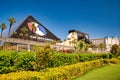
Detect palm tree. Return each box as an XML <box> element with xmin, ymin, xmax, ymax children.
<box><xmin>12</xmin><ymin>31</ymin><xmax>17</xmax><ymax>36</ymax></box>
<box><xmin>0</xmin><ymin>23</ymin><xmax>7</xmax><ymax>38</ymax></box>
<box><xmin>19</xmin><ymin>33</ymin><xmax>23</xmax><ymax>39</ymax></box>
<box><xmin>98</xmin><ymin>43</ymin><xmax>106</xmax><ymax>53</ymax></box>
<box><xmin>24</xmin><ymin>34</ymin><xmax>29</xmax><ymax>39</ymax></box>
<box><xmin>0</xmin><ymin>23</ymin><xmax>7</xmax><ymax>46</ymax></box>
<box><xmin>35</xmin><ymin>34</ymin><xmax>39</xmax><ymax>41</ymax></box>
<box><xmin>20</xmin><ymin>27</ymin><xmax>28</xmax><ymax>39</ymax></box>
<box><xmin>32</xmin><ymin>23</ymin><xmax>36</xmax><ymax>34</ymax></box>
<box><xmin>31</xmin><ymin>23</ymin><xmax>36</xmax><ymax>40</ymax></box>
<box><xmin>8</xmin><ymin>18</ymin><xmax>16</xmax><ymax>37</ymax></box>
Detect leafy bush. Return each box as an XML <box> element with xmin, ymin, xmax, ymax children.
<box><xmin>117</xmin><ymin>56</ymin><xmax>120</xmax><ymax>59</ymax></box>
<box><xmin>49</xmin><ymin>52</ymin><xmax>112</xmax><ymax>67</ymax></box>
<box><xmin>110</xmin><ymin>44</ymin><xmax>120</xmax><ymax>56</ymax></box>
<box><xmin>34</xmin><ymin>44</ymin><xmax>52</xmax><ymax>71</ymax></box>
<box><xmin>0</xmin><ymin>50</ymin><xmax>18</xmax><ymax>73</ymax></box>
<box><xmin>0</xmin><ymin>58</ymin><xmax>120</xmax><ymax>80</ymax></box>
<box><xmin>0</xmin><ymin>50</ymin><xmax>113</xmax><ymax>74</ymax></box>
<box><xmin>0</xmin><ymin>50</ymin><xmax>35</xmax><ymax>73</ymax></box>
<box><xmin>15</xmin><ymin>51</ymin><xmax>35</xmax><ymax>71</ymax></box>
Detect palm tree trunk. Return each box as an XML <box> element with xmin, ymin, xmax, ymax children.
<box><xmin>1</xmin><ymin>30</ymin><xmax>2</xmax><ymax>38</ymax></box>
<box><xmin>8</xmin><ymin>24</ymin><xmax>12</xmax><ymax>37</ymax></box>
<box><xmin>0</xmin><ymin>31</ymin><xmax>3</xmax><ymax>46</ymax></box>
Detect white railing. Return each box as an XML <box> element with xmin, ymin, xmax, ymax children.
<box><xmin>0</xmin><ymin>37</ymin><xmax>73</xmax><ymax>51</ymax></box>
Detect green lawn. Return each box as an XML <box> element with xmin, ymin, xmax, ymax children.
<box><xmin>73</xmin><ymin>64</ymin><xmax>120</xmax><ymax>80</ymax></box>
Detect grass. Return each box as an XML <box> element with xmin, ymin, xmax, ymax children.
<box><xmin>73</xmin><ymin>64</ymin><xmax>120</xmax><ymax>80</ymax></box>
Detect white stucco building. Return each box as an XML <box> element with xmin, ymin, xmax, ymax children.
<box><xmin>63</xmin><ymin>29</ymin><xmax>90</xmax><ymax>47</ymax></box>
<box><xmin>90</xmin><ymin>36</ymin><xmax>119</xmax><ymax>51</ymax></box>
<box><xmin>105</xmin><ymin>37</ymin><xmax>119</xmax><ymax>51</ymax></box>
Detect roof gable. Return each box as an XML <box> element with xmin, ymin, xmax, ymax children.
<box><xmin>10</xmin><ymin>16</ymin><xmax>60</xmax><ymax>41</ymax></box>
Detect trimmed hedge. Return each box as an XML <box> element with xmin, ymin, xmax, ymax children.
<box><xmin>49</xmin><ymin>52</ymin><xmax>112</xmax><ymax>67</ymax></box>
<box><xmin>0</xmin><ymin>50</ymin><xmax>18</xmax><ymax>73</ymax></box>
<box><xmin>0</xmin><ymin>50</ymin><xmax>113</xmax><ymax>74</ymax></box>
<box><xmin>0</xmin><ymin>58</ymin><xmax>120</xmax><ymax>80</ymax></box>
<box><xmin>0</xmin><ymin>50</ymin><xmax>35</xmax><ymax>73</ymax></box>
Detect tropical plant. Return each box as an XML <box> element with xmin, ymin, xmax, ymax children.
<box><xmin>0</xmin><ymin>23</ymin><xmax>7</xmax><ymax>38</ymax></box>
<box><xmin>20</xmin><ymin>27</ymin><xmax>28</xmax><ymax>39</ymax></box>
<box><xmin>34</xmin><ymin>44</ymin><xmax>52</xmax><ymax>71</ymax></box>
<box><xmin>15</xmin><ymin>51</ymin><xmax>35</xmax><ymax>71</ymax></box>
<box><xmin>98</xmin><ymin>43</ymin><xmax>106</xmax><ymax>53</ymax></box>
<box><xmin>32</xmin><ymin>24</ymin><xmax>36</xmax><ymax>34</ymax></box>
<box><xmin>31</xmin><ymin>23</ymin><xmax>36</xmax><ymax>40</ymax></box>
<box><xmin>19</xmin><ymin>33</ymin><xmax>23</xmax><ymax>38</ymax></box>
<box><xmin>24</xmin><ymin>34</ymin><xmax>29</xmax><ymax>38</ymax></box>
<box><xmin>3</xmin><ymin>42</ymin><xmax>11</xmax><ymax>50</ymax></box>
<box><xmin>74</xmin><ymin>40</ymin><xmax>86</xmax><ymax>52</ymax></box>
<box><xmin>8</xmin><ymin>17</ymin><xmax>16</xmax><ymax>37</ymax></box>
<box><xmin>0</xmin><ymin>23</ymin><xmax>7</xmax><ymax>46</ymax></box>
<box><xmin>110</xmin><ymin>44</ymin><xmax>120</xmax><ymax>56</ymax></box>
<box><xmin>89</xmin><ymin>43</ymin><xmax>96</xmax><ymax>48</ymax></box>
<box><xmin>12</xmin><ymin>31</ymin><xmax>17</xmax><ymax>36</ymax></box>
<box><xmin>35</xmin><ymin>33</ymin><xmax>39</xmax><ymax>40</ymax></box>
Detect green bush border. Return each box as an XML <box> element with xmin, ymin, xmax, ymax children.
<box><xmin>0</xmin><ymin>50</ymin><xmax>112</xmax><ymax>74</ymax></box>
<box><xmin>0</xmin><ymin>58</ymin><xmax>120</xmax><ymax>80</ymax></box>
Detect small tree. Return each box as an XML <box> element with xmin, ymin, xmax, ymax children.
<box><xmin>35</xmin><ymin>33</ymin><xmax>39</xmax><ymax>40</ymax></box>
<box><xmin>98</xmin><ymin>43</ymin><xmax>106</xmax><ymax>53</ymax></box>
<box><xmin>3</xmin><ymin>42</ymin><xmax>11</xmax><ymax>50</ymax></box>
<box><xmin>12</xmin><ymin>31</ymin><xmax>17</xmax><ymax>35</ymax></box>
<box><xmin>74</xmin><ymin>40</ymin><xmax>86</xmax><ymax>52</ymax></box>
<box><xmin>20</xmin><ymin>27</ymin><xmax>28</xmax><ymax>39</ymax></box>
<box><xmin>110</xmin><ymin>44</ymin><xmax>120</xmax><ymax>56</ymax></box>
<box><xmin>31</xmin><ymin>24</ymin><xmax>36</xmax><ymax>40</ymax></box>
<box><xmin>19</xmin><ymin>33</ymin><xmax>23</xmax><ymax>39</ymax></box>
<box><xmin>89</xmin><ymin>43</ymin><xmax>96</xmax><ymax>48</ymax></box>
<box><xmin>34</xmin><ymin>44</ymin><xmax>52</xmax><ymax>71</ymax></box>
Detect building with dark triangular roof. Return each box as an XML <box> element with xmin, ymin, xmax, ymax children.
<box><xmin>58</xmin><ymin>29</ymin><xmax>90</xmax><ymax>47</ymax></box>
<box><xmin>10</xmin><ymin>16</ymin><xmax>60</xmax><ymax>41</ymax></box>
<box><xmin>68</xmin><ymin>29</ymin><xmax>90</xmax><ymax>43</ymax></box>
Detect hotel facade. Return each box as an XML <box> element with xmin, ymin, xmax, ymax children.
<box><xmin>90</xmin><ymin>36</ymin><xmax>119</xmax><ymax>51</ymax></box>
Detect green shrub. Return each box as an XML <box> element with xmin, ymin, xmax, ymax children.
<box><xmin>0</xmin><ymin>58</ymin><xmax>120</xmax><ymax>80</ymax></box>
<box><xmin>109</xmin><ymin>58</ymin><xmax>120</xmax><ymax>64</ymax></box>
<box><xmin>0</xmin><ymin>50</ymin><xmax>35</xmax><ymax>73</ymax></box>
<box><xmin>49</xmin><ymin>52</ymin><xmax>112</xmax><ymax>67</ymax></box>
<box><xmin>0</xmin><ymin>50</ymin><xmax>113</xmax><ymax>74</ymax></box>
<box><xmin>110</xmin><ymin>44</ymin><xmax>120</xmax><ymax>56</ymax></box>
<box><xmin>117</xmin><ymin>56</ymin><xmax>120</xmax><ymax>59</ymax></box>
<box><xmin>0</xmin><ymin>50</ymin><xmax>18</xmax><ymax>73</ymax></box>
<box><xmin>15</xmin><ymin>51</ymin><xmax>35</xmax><ymax>71</ymax></box>
<box><xmin>34</xmin><ymin>44</ymin><xmax>52</xmax><ymax>71</ymax></box>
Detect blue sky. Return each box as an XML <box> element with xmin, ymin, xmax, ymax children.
<box><xmin>0</xmin><ymin>0</ymin><xmax>120</xmax><ymax>40</ymax></box>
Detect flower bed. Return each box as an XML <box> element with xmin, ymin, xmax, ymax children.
<box><xmin>0</xmin><ymin>58</ymin><xmax>120</xmax><ymax>80</ymax></box>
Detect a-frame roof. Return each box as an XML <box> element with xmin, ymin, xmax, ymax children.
<box><xmin>10</xmin><ymin>16</ymin><xmax>60</xmax><ymax>41</ymax></box>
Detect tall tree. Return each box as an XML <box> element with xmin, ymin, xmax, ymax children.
<box><xmin>0</xmin><ymin>23</ymin><xmax>7</xmax><ymax>38</ymax></box>
<box><xmin>8</xmin><ymin>17</ymin><xmax>16</xmax><ymax>37</ymax></box>
<box><xmin>0</xmin><ymin>23</ymin><xmax>7</xmax><ymax>46</ymax></box>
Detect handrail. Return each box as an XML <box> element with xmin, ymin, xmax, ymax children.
<box><xmin>0</xmin><ymin>37</ymin><xmax>73</xmax><ymax>50</ymax></box>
